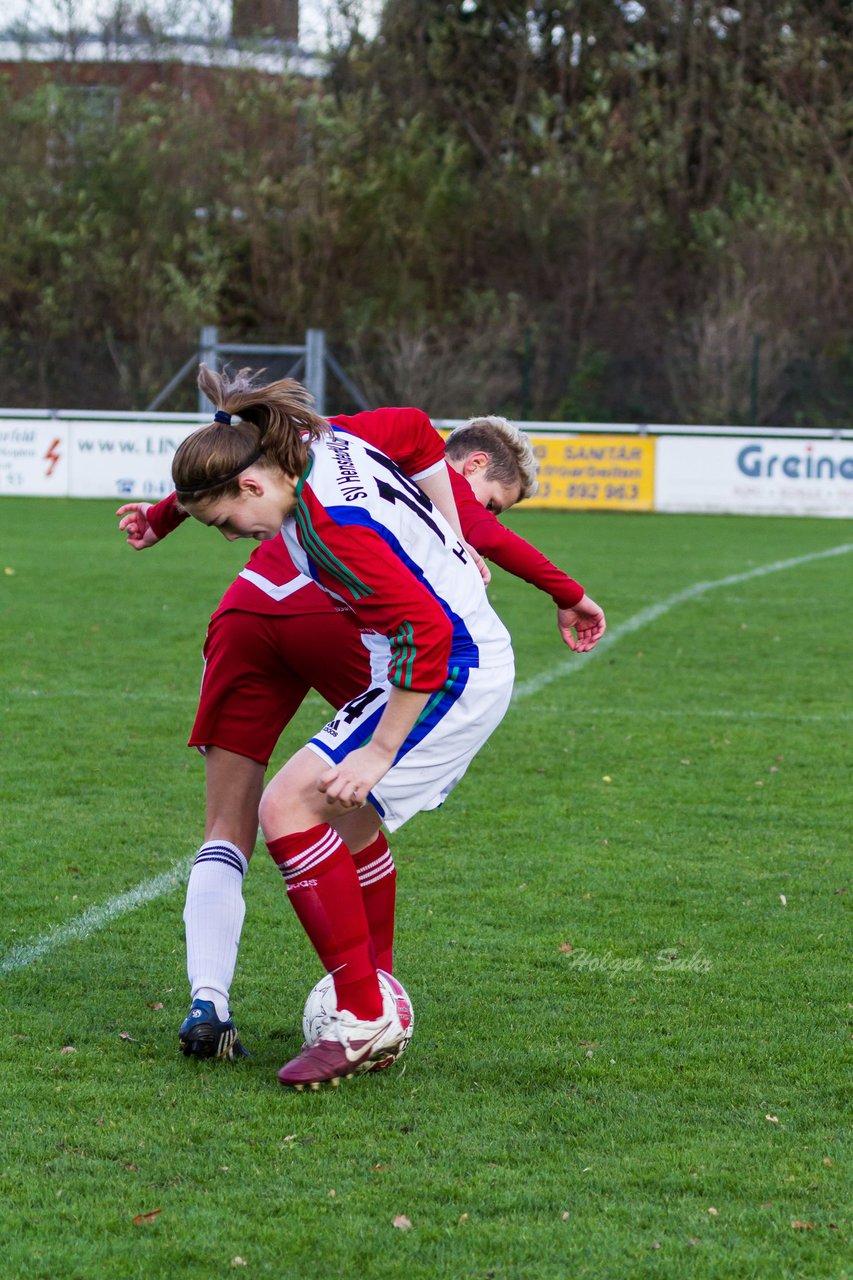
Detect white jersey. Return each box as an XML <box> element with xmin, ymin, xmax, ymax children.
<box><xmin>280</xmin><ymin>431</ymin><xmax>513</xmax><ymax>690</ymax></box>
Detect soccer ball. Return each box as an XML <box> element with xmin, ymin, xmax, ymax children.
<box><xmin>301</xmin><ymin>969</ymin><xmax>414</xmax><ymax>1070</ymax></box>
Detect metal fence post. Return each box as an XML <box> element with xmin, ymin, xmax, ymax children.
<box><xmin>198</xmin><ymin>325</ymin><xmax>219</xmax><ymax>415</ymax></box>
<box><xmin>305</xmin><ymin>328</ymin><xmax>326</xmax><ymax>416</ymax></box>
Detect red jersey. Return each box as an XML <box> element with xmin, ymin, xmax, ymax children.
<box><xmin>448</xmin><ymin>468</ymin><xmax>584</xmax><ymax>608</ymax></box>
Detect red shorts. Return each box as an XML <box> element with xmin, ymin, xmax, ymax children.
<box><xmin>189</xmin><ymin>608</ymin><xmax>372</xmax><ymax>766</ymax></box>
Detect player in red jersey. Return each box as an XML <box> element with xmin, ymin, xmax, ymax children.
<box><xmin>118</xmin><ymin>397</ymin><xmax>605</xmax><ymax>1071</ymax></box>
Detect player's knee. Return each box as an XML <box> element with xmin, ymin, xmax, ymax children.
<box><xmin>258</xmin><ymin>784</ymin><xmax>283</xmax><ymax>840</ymax></box>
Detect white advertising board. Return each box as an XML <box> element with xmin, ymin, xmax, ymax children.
<box><xmin>0</xmin><ymin>419</ymin><xmax>69</xmax><ymax>495</ymax></box>
<box><xmin>67</xmin><ymin>420</ymin><xmax>199</xmax><ymax>499</ymax></box>
<box><xmin>656</xmin><ymin>436</ymin><xmax>853</xmax><ymax>518</ymax></box>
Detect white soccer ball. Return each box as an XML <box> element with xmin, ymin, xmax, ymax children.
<box><xmin>301</xmin><ymin>969</ymin><xmax>415</xmax><ymax>1069</ymax></box>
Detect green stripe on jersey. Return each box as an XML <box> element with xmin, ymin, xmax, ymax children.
<box><xmin>390</xmin><ymin>621</ymin><xmax>416</xmax><ymax>689</ymax></box>
<box><xmin>294</xmin><ymin>491</ymin><xmax>372</xmax><ymax>600</ymax></box>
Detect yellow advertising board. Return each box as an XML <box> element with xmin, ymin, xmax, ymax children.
<box><xmin>523</xmin><ymin>434</ymin><xmax>656</xmax><ymax>511</ymax></box>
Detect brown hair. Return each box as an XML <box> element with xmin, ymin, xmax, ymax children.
<box><xmin>172</xmin><ymin>365</ymin><xmax>330</xmax><ymax>503</ymax></box>
<box><xmin>445</xmin><ymin>415</ymin><xmax>539</xmax><ymax>500</ymax></box>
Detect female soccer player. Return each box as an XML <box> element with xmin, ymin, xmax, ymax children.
<box><xmin>118</xmin><ymin>401</ymin><xmax>606</xmax><ymax>1070</ymax></box>
<box><xmin>169</xmin><ymin>367</ymin><xmax>521</xmax><ymax>1087</ymax></box>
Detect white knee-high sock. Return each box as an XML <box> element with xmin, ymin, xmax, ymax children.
<box><xmin>184</xmin><ymin>840</ymin><xmax>248</xmax><ymax>1021</ymax></box>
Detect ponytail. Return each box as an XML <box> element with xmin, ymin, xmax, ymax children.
<box><xmin>172</xmin><ymin>365</ymin><xmax>329</xmax><ymax>502</ymax></box>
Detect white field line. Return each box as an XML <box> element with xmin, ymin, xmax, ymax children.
<box><xmin>0</xmin><ymin>860</ymin><xmax>188</xmax><ymax>977</ymax></box>
<box><xmin>511</xmin><ymin>542</ymin><xmax>853</xmax><ymax>702</ymax></box>
<box><xmin>6</xmin><ymin>688</ymin><xmax>196</xmax><ymax>703</ymax></box>
<box><xmin>2</xmin><ymin>540</ymin><xmax>851</xmax><ymax>980</ymax></box>
<box><xmin>526</xmin><ymin>705</ymin><xmax>853</xmax><ymax>724</ymax></box>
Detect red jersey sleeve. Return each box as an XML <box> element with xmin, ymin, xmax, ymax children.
<box><xmin>329</xmin><ymin>408</ymin><xmax>446</xmax><ymax>480</ymax></box>
<box><xmin>449</xmin><ymin>469</ymin><xmax>585</xmax><ymax>608</ymax></box>
<box><xmin>294</xmin><ymin>488</ymin><xmax>452</xmax><ymax>691</ymax></box>
<box><xmin>146</xmin><ymin>491</ymin><xmax>189</xmax><ymax>541</ymax></box>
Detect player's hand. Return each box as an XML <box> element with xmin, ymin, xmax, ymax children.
<box><xmin>557</xmin><ymin>595</ymin><xmax>606</xmax><ymax>652</ymax></box>
<box><xmin>462</xmin><ymin>539</ymin><xmax>491</xmax><ymax>586</ymax></box>
<box><xmin>317</xmin><ymin>743</ymin><xmax>395</xmax><ymax>809</ymax></box>
<box><xmin>116</xmin><ymin>502</ymin><xmax>159</xmax><ymax>550</ymax></box>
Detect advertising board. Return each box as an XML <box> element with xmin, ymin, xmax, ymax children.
<box><xmin>656</xmin><ymin>437</ymin><xmax>853</xmax><ymax>518</ymax></box>
<box><xmin>523</xmin><ymin>435</ymin><xmax>656</xmax><ymax>511</ymax></box>
<box><xmin>66</xmin><ymin>420</ymin><xmax>199</xmax><ymax>499</ymax></box>
<box><xmin>0</xmin><ymin>420</ymin><xmax>68</xmax><ymax>496</ymax></box>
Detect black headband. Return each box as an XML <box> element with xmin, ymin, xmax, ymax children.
<box><xmin>174</xmin><ymin>448</ymin><xmax>263</xmax><ymax>498</ymax></box>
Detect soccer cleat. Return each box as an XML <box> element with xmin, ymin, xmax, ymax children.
<box><xmin>178</xmin><ymin>999</ymin><xmax>248</xmax><ymax>1060</ymax></box>
<box><xmin>278</xmin><ymin>1004</ymin><xmax>404</xmax><ymax>1091</ymax></box>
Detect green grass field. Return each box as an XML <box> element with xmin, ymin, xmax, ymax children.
<box><xmin>1</xmin><ymin>498</ymin><xmax>850</xmax><ymax>1280</ymax></box>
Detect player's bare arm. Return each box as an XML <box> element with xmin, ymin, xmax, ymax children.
<box><xmin>557</xmin><ymin>594</ymin><xmax>606</xmax><ymax>652</ymax></box>
<box><xmin>416</xmin><ymin>466</ymin><xmax>491</xmax><ymax>585</ymax></box>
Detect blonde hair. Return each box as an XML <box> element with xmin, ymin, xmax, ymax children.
<box><xmin>172</xmin><ymin>365</ymin><xmax>329</xmax><ymax>502</ymax></box>
<box><xmin>445</xmin><ymin>415</ymin><xmax>539</xmax><ymax>499</ymax></box>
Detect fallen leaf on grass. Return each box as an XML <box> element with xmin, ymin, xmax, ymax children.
<box><xmin>823</xmin><ymin>1157</ymin><xmax>833</xmax><ymax>1166</ymax></box>
<box><xmin>707</xmin><ymin>1207</ymin><xmax>718</xmax><ymax>1216</ymax></box>
<box><xmin>559</xmin><ymin>941</ymin><xmax>573</xmax><ymax>954</ymax></box>
<box><xmin>119</xmin><ymin>1032</ymin><xmax>137</xmax><ymax>1042</ymax></box>
<box><xmin>651</xmin><ymin>1241</ymin><xmax>661</xmax><ymax>1249</ymax></box>
<box><xmin>393</xmin><ymin>1215</ymin><xmax>413</xmax><ymax>1231</ymax></box>
<box><xmin>791</xmin><ymin>1221</ymin><xmax>815</xmax><ymax>1231</ymax></box>
<box><xmin>60</xmin><ymin>1046</ymin><xmax>76</xmax><ymax>1055</ymax></box>
<box><xmin>765</xmin><ymin>1114</ymin><xmax>779</xmax><ymax>1124</ymax></box>
<box><xmin>146</xmin><ymin>1002</ymin><xmax>164</xmax><ymax>1010</ymax></box>
<box><xmin>132</xmin><ymin>1209</ymin><xmax>162</xmax><ymax>1226</ymax></box>
<box><xmin>458</xmin><ymin>1213</ymin><xmax>468</xmax><ymax>1225</ymax></box>
<box><xmin>561</xmin><ymin>1212</ymin><xmax>570</xmax><ymax>1222</ymax></box>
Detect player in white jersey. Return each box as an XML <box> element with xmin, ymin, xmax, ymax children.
<box><xmin>171</xmin><ymin>367</ymin><xmax>515</xmax><ymax>1088</ymax></box>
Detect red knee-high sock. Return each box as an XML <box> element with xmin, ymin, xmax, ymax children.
<box><xmin>352</xmin><ymin>832</ymin><xmax>397</xmax><ymax>975</ymax></box>
<box><xmin>267</xmin><ymin>824</ymin><xmax>383</xmax><ymax>1020</ymax></box>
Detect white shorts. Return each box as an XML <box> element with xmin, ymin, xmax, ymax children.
<box><xmin>306</xmin><ymin>660</ymin><xmax>515</xmax><ymax>832</ymax></box>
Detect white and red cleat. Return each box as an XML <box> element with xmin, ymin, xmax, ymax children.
<box><xmin>278</xmin><ymin>1003</ymin><xmax>405</xmax><ymax>1090</ymax></box>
